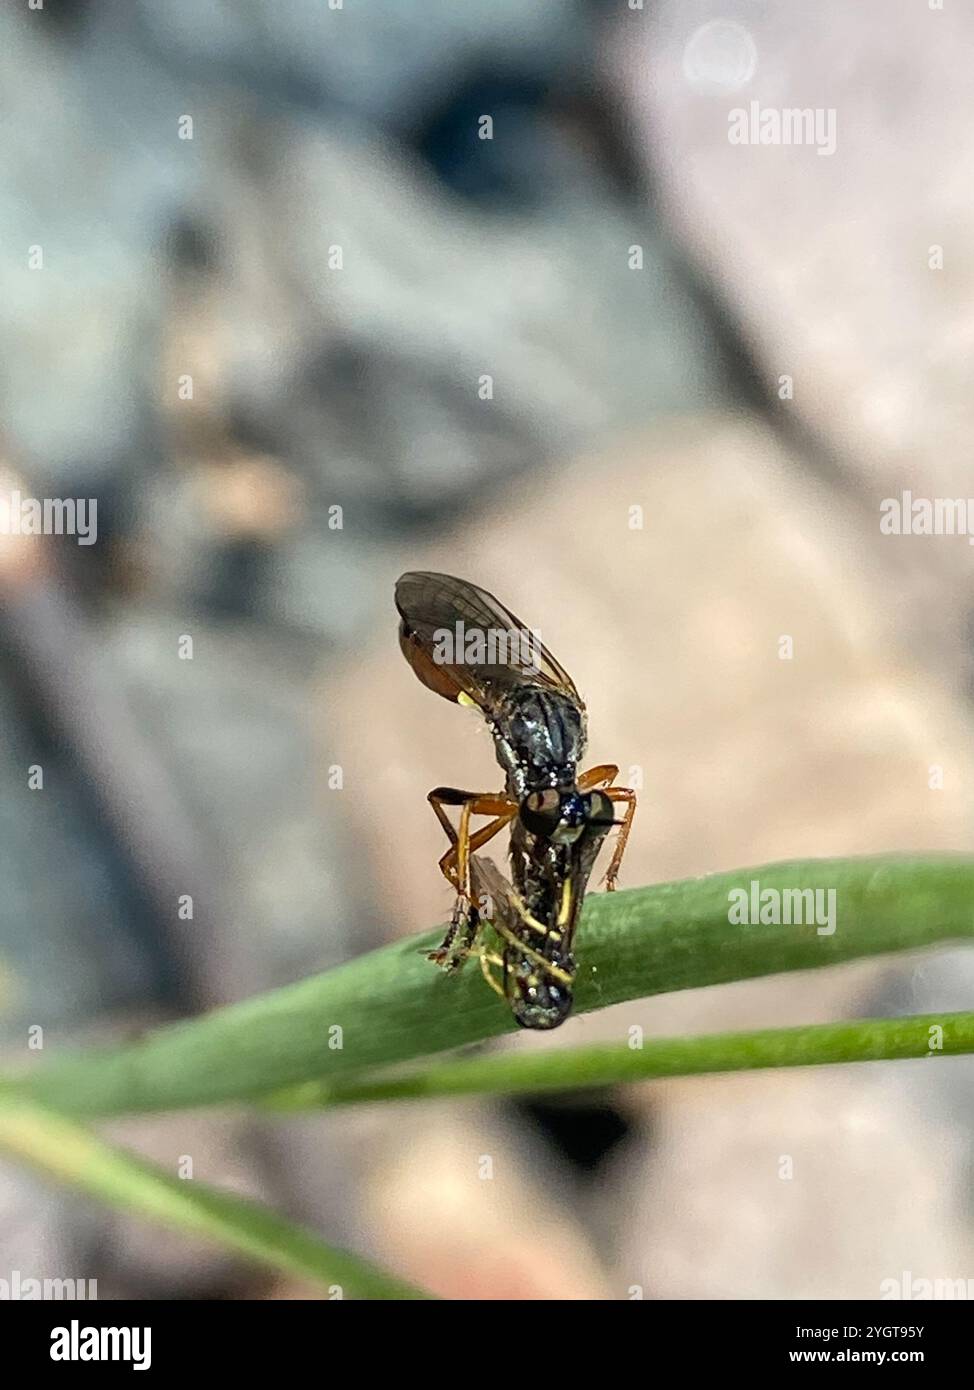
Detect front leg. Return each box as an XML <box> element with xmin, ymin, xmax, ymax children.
<box><xmin>577</xmin><ymin>765</ymin><xmax>637</xmax><ymax>890</ymax></box>
<box><xmin>426</xmin><ymin>787</ymin><xmax>516</xmax><ymax>971</ymax></box>
<box><xmin>600</xmin><ymin>786</ymin><xmax>637</xmax><ymax>890</ymax></box>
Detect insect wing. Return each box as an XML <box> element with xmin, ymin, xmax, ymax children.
<box><xmin>395</xmin><ymin>571</ymin><xmax>581</xmax><ymax>713</ymax></box>
<box><xmin>469</xmin><ymin>854</ymin><xmax>517</xmax><ymax>921</ymax></box>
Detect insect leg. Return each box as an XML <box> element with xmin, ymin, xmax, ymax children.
<box><xmin>426</xmin><ymin>788</ymin><xmax>516</xmax><ymax>971</ymax></box>
<box><xmin>577</xmin><ymin>763</ymin><xmax>619</xmax><ymax>791</ymax></box>
<box><xmin>427</xmin><ymin>787</ymin><xmax>517</xmax><ymax>892</ymax></box>
<box><xmin>428</xmin><ymin>892</ymin><xmax>482</xmax><ymax>972</ymax></box>
<box><xmin>476</xmin><ymin>947</ymin><xmax>506</xmax><ymax>998</ymax></box>
<box><xmin>488</xmin><ymin>912</ymin><xmax>574</xmax><ymax>986</ymax></box>
<box><xmin>598</xmin><ymin>786</ymin><xmax>637</xmax><ymax>890</ymax></box>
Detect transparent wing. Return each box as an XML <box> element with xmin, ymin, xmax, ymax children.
<box><xmin>395</xmin><ymin>571</ymin><xmax>581</xmax><ymax>712</ymax></box>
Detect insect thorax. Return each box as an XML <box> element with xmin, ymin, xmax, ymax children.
<box><xmin>489</xmin><ymin>688</ymin><xmax>587</xmax><ymax>799</ymax></box>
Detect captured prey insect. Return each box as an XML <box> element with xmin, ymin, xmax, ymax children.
<box><xmin>395</xmin><ymin>571</ymin><xmax>637</xmax><ymax>1029</ymax></box>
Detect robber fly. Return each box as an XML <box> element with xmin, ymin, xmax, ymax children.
<box><xmin>395</xmin><ymin>571</ymin><xmax>636</xmax><ymax>1029</ymax></box>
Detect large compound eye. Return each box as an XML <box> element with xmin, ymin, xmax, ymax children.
<box><xmin>519</xmin><ymin>789</ymin><xmax>562</xmax><ymax>837</ymax></box>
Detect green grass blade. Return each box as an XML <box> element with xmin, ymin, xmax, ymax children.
<box><xmin>11</xmin><ymin>855</ymin><xmax>974</xmax><ymax>1116</ymax></box>
<box><xmin>0</xmin><ymin>1094</ymin><xmax>430</xmax><ymax>1299</ymax></box>
<box><xmin>266</xmin><ymin>1012</ymin><xmax>974</xmax><ymax>1108</ymax></box>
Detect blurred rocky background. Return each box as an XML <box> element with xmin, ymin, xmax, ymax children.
<box><xmin>0</xmin><ymin>0</ymin><xmax>972</xmax><ymax>1299</ymax></box>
